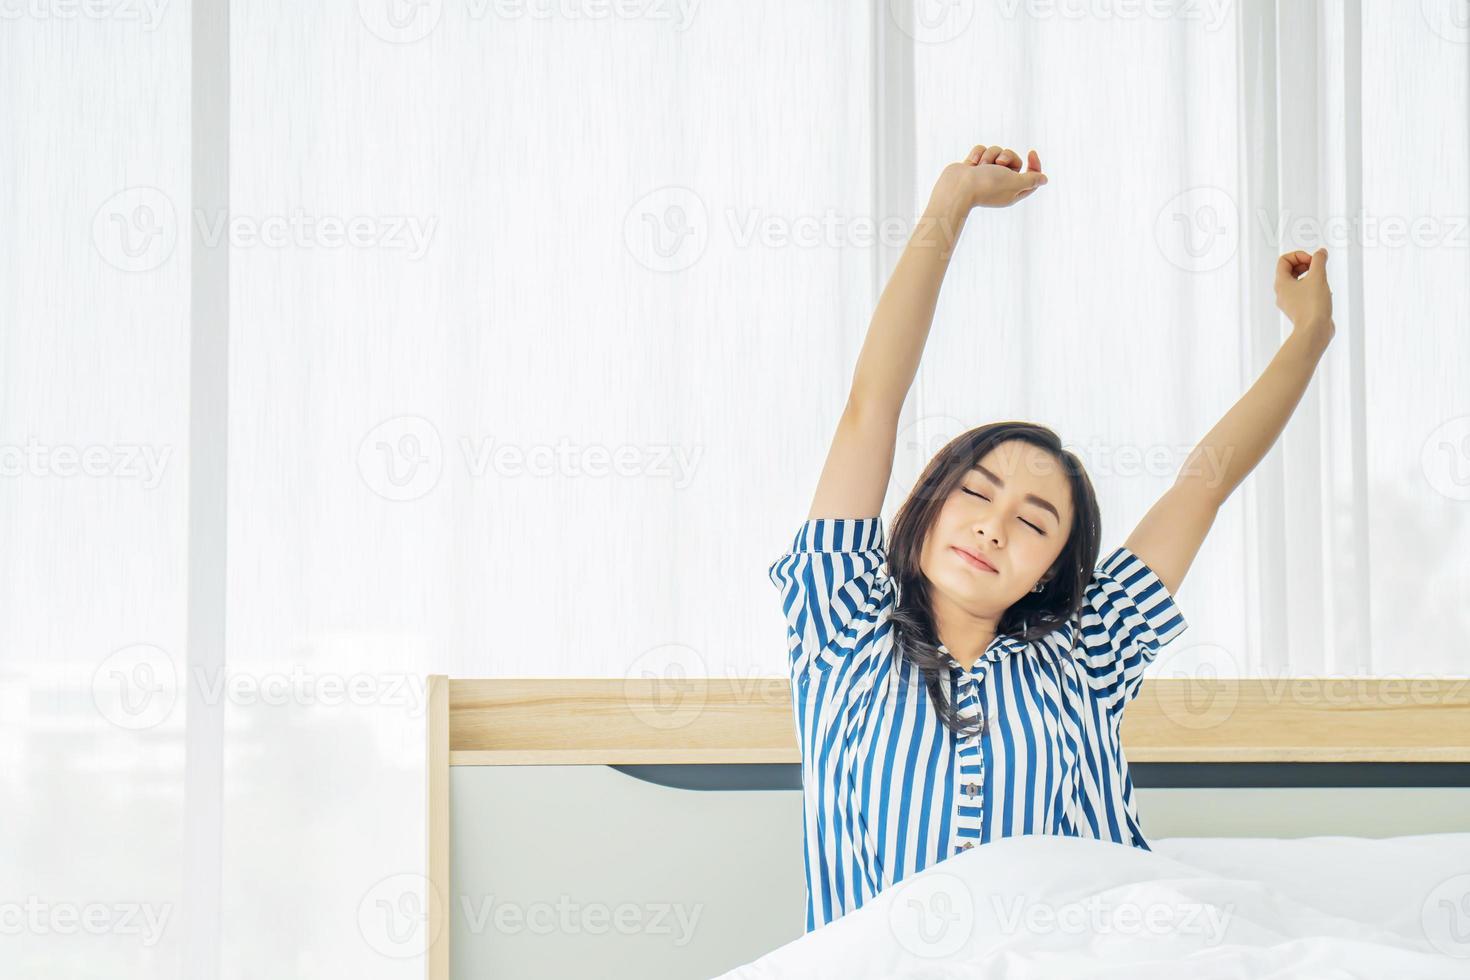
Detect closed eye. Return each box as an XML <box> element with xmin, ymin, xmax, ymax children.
<box><xmin>961</xmin><ymin>487</ymin><xmax>1047</xmax><ymax>536</ymax></box>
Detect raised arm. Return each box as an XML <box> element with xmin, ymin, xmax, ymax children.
<box><xmin>1124</xmin><ymin>248</ymin><xmax>1337</xmax><ymax>595</ymax></box>
<box><xmin>807</xmin><ymin>144</ymin><xmax>1049</xmax><ymax>521</ymax></box>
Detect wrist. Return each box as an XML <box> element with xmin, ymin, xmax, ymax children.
<box><xmin>1289</xmin><ymin>316</ymin><xmax>1335</xmax><ymax>358</ymax></box>
<box><xmin>929</xmin><ymin>165</ymin><xmax>976</xmax><ymax>217</ymax></box>
<box><xmin>920</xmin><ymin>180</ymin><xmax>972</xmax><ymax>248</ymax></box>
<box><xmin>1292</xmin><ymin>314</ymin><xmax>1335</xmax><ymax>339</ymax></box>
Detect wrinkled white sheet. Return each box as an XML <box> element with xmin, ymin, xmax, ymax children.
<box><xmin>715</xmin><ymin>833</ymin><xmax>1470</xmax><ymax>978</ymax></box>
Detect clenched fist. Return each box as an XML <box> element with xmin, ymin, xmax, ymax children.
<box><xmin>1274</xmin><ymin>248</ymin><xmax>1334</xmax><ymax>333</ymax></box>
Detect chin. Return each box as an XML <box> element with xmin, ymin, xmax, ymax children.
<box><xmin>930</xmin><ymin>563</ymin><xmax>996</xmax><ymax>601</ymax></box>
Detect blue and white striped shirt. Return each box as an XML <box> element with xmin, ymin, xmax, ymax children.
<box><xmin>768</xmin><ymin>515</ymin><xmax>1189</xmax><ymax>933</ymax></box>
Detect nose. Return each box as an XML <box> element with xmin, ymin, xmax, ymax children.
<box><xmin>973</xmin><ymin>521</ymin><xmax>1003</xmax><ymax>548</ymax></box>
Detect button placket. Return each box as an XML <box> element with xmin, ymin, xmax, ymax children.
<box><xmin>952</xmin><ymin>666</ymin><xmax>987</xmax><ymax>855</ymax></box>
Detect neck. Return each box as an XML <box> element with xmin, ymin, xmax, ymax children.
<box><xmin>930</xmin><ymin>590</ymin><xmax>1001</xmax><ymax>671</ymax></box>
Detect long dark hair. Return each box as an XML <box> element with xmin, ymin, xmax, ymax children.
<box><xmin>887</xmin><ymin>422</ymin><xmax>1101</xmax><ymax>739</ymax></box>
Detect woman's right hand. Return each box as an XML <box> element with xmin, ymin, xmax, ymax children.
<box><xmin>935</xmin><ymin>145</ymin><xmax>1048</xmax><ymax>211</ymax></box>
<box><xmin>1274</xmin><ymin>248</ymin><xmax>1334</xmax><ymax>333</ymax></box>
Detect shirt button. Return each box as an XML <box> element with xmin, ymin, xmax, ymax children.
<box><xmin>965</xmin><ymin>783</ymin><xmax>979</xmax><ymax>796</ymax></box>
<box><xmin>961</xmin><ymin>842</ymin><xmax>974</xmax><ymax>850</ymax></box>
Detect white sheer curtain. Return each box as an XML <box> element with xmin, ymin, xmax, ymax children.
<box><xmin>0</xmin><ymin>6</ymin><xmax>191</xmax><ymax>980</ymax></box>
<box><xmin>3</xmin><ymin>1</ymin><xmax>1467</xmax><ymax>977</ymax></box>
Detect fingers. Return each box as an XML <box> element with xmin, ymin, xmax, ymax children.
<box><xmin>961</xmin><ymin>144</ymin><xmax>1049</xmax><ymax>205</ymax></box>
<box><xmin>1307</xmin><ymin>246</ymin><xmax>1328</xmax><ymax>275</ymax></box>
<box><xmin>1013</xmin><ymin>170</ymin><xmax>1047</xmax><ymax>194</ymax></box>
<box><xmin>964</xmin><ymin>144</ymin><xmax>1044</xmax><ymax>176</ymax></box>
<box><xmin>993</xmin><ymin>147</ymin><xmax>1021</xmax><ymax>170</ymax></box>
<box><xmin>1276</xmin><ymin>248</ymin><xmax>1328</xmax><ymax>282</ymax></box>
<box><xmin>1023</xmin><ymin>148</ymin><xmax>1046</xmax><ymax>184</ymax></box>
<box><xmin>1276</xmin><ymin>250</ymin><xmax>1312</xmax><ymax>282</ymax></box>
<box><xmin>1011</xmin><ymin>174</ymin><xmax>1048</xmax><ymax>202</ymax></box>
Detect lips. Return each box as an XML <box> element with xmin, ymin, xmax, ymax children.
<box><xmin>951</xmin><ymin>546</ymin><xmax>998</xmax><ymax>574</ymax></box>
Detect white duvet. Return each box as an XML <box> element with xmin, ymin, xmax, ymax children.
<box><xmin>715</xmin><ymin>833</ymin><xmax>1470</xmax><ymax>978</ymax></box>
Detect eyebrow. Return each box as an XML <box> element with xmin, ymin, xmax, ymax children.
<box><xmin>970</xmin><ymin>465</ymin><xmax>1061</xmax><ymax>524</ymax></box>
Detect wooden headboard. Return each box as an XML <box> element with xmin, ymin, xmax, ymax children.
<box><xmin>423</xmin><ymin>675</ymin><xmax>1470</xmax><ymax>978</ymax></box>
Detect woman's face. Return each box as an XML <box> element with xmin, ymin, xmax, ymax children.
<box><xmin>919</xmin><ymin>439</ymin><xmax>1075</xmax><ymax>616</ymax></box>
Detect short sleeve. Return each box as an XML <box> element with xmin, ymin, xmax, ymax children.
<box><xmin>767</xmin><ymin>516</ymin><xmax>893</xmax><ymax>677</ymax></box>
<box><xmin>1072</xmin><ymin>545</ymin><xmax>1188</xmax><ymax>712</ymax></box>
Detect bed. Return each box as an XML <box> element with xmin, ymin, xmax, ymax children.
<box><xmin>423</xmin><ymin>676</ymin><xmax>1470</xmax><ymax>978</ymax></box>
<box><xmin>714</xmin><ymin>832</ymin><xmax>1470</xmax><ymax>977</ymax></box>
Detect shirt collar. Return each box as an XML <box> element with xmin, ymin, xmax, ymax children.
<box><xmin>939</xmin><ymin>633</ymin><xmax>1027</xmax><ymax>673</ymax></box>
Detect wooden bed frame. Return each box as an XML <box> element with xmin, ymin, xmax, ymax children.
<box><xmin>423</xmin><ymin>675</ymin><xmax>1470</xmax><ymax>979</ymax></box>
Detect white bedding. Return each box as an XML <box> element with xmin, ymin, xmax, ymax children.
<box><xmin>715</xmin><ymin>833</ymin><xmax>1470</xmax><ymax>978</ymax></box>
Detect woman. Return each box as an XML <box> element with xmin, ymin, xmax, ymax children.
<box><xmin>768</xmin><ymin>142</ymin><xmax>1335</xmax><ymax>933</ymax></box>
